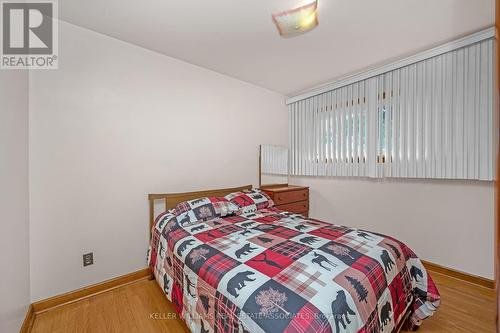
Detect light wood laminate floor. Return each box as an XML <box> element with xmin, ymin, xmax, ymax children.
<box><xmin>30</xmin><ymin>270</ymin><xmax>495</xmax><ymax>332</ymax></box>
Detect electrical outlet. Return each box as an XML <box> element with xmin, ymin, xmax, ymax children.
<box><xmin>83</xmin><ymin>252</ymin><xmax>93</xmax><ymax>267</ymax></box>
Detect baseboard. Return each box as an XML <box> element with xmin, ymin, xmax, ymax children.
<box><xmin>19</xmin><ymin>304</ymin><xmax>34</xmax><ymax>333</ymax></box>
<box><xmin>32</xmin><ymin>268</ymin><xmax>150</xmax><ymax>314</ymax></box>
<box><xmin>421</xmin><ymin>260</ymin><xmax>495</xmax><ymax>289</ymax></box>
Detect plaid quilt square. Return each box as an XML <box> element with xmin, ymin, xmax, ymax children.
<box><xmin>226</xmin><ymin>193</ymin><xmax>254</xmax><ymax>208</ymax></box>
<box><xmin>195</xmin><ymin>224</ymin><xmax>243</xmax><ymax>243</ymax></box>
<box><xmin>171</xmin><ymin>281</ymin><xmax>184</xmax><ymax>315</ymax></box>
<box><xmin>195</xmin><ymin>228</ymin><xmax>226</xmax><ymax>242</ymax></box>
<box><xmin>265</xmin><ymin>226</ymin><xmax>302</xmax><ymax>239</ymax></box>
<box><xmin>172</xmin><ymin>255</ymin><xmax>185</xmax><ymax>287</ymax></box>
<box><xmin>167</xmin><ymin>228</ymin><xmax>191</xmax><ymax>252</ymax></box>
<box><xmin>424</xmin><ymin>273</ymin><xmax>440</xmax><ymax>303</ymax></box>
<box><xmin>389</xmin><ymin>266</ymin><xmax>412</xmax><ymax>323</ymax></box>
<box><xmin>224</xmin><ymin>215</ymin><xmax>247</xmax><ymax>224</ymax></box>
<box><xmin>275</xmin><ymin>261</ymin><xmax>326</xmax><ymax>299</ymax></box>
<box><xmin>269</xmin><ymin>240</ymin><xmax>312</xmax><ymax>260</ymax></box>
<box><xmin>246</xmin><ymin>249</ymin><xmax>294</xmax><ymax>278</ymax></box>
<box><xmin>149</xmin><ymin>228</ymin><xmax>161</xmax><ymax>270</ymax></box>
<box><xmin>173</xmin><ymin>201</ymin><xmax>192</xmax><ymax>215</ymax></box>
<box><xmin>198</xmin><ymin>252</ymin><xmax>241</xmax><ymax>289</ymax></box>
<box><xmin>352</xmin><ymin>255</ymin><xmax>388</xmax><ymax>300</ymax></box>
<box><xmin>284</xmin><ymin>302</ymin><xmax>331</xmax><ymax>333</ymax></box>
<box><xmin>309</xmin><ymin>225</ymin><xmax>353</xmax><ymax>241</ymax></box>
<box><xmin>254</xmin><ymin>215</ymin><xmax>281</xmax><ymax>224</ymax></box>
<box><xmin>358</xmin><ymin>306</ymin><xmax>381</xmax><ymax>333</ymax></box>
<box><xmin>334</xmin><ymin>231</ymin><xmax>377</xmax><ymax>254</ymax></box>
<box><xmin>214</xmin><ymin>291</ymin><xmax>241</xmax><ymax>333</ymax></box>
<box><xmin>218</xmin><ymin>224</ymin><xmax>244</xmax><ymax>235</ymax></box>
<box><xmin>208</xmin><ymin>234</ymin><xmax>243</xmax><ymax>252</ymax></box>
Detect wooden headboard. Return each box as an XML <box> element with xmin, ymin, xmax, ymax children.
<box><xmin>148</xmin><ymin>184</ymin><xmax>252</xmax><ymax>237</ymax></box>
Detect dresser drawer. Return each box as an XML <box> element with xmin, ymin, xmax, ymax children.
<box><xmin>276</xmin><ymin>200</ymin><xmax>309</xmax><ymax>215</ymax></box>
<box><xmin>273</xmin><ymin>189</ymin><xmax>308</xmax><ymax>205</ymax></box>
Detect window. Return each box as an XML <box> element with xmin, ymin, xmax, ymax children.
<box><xmin>289</xmin><ymin>37</ymin><xmax>494</xmax><ymax>181</ymax></box>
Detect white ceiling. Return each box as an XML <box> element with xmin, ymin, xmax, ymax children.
<box><xmin>59</xmin><ymin>0</ymin><xmax>494</xmax><ymax>96</ymax></box>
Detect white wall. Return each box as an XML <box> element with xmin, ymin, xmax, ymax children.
<box><xmin>0</xmin><ymin>71</ymin><xmax>30</xmax><ymax>332</ymax></box>
<box><xmin>291</xmin><ymin>176</ymin><xmax>494</xmax><ymax>279</ymax></box>
<box><xmin>28</xmin><ymin>21</ymin><xmax>288</xmax><ymax>301</ymax></box>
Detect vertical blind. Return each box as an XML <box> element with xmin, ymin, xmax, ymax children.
<box><xmin>289</xmin><ymin>37</ymin><xmax>494</xmax><ymax>180</ymax></box>
<box><xmin>260</xmin><ymin>144</ymin><xmax>288</xmax><ymax>175</ymax></box>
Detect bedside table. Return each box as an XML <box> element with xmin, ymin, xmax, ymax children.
<box><xmin>261</xmin><ymin>185</ymin><xmax>309</xmax><ymax>217</ymax></box>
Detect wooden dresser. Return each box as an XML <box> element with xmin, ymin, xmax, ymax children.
<box><xmin>261</xmin><ymin>185</ymin><xmax>309</xmax><ymax>217</ymax></box>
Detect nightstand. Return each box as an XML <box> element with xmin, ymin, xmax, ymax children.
<box><xmin>261</xmin><ymin>185</ymin><xmax>309</xmax><ymax>217</ymax></box>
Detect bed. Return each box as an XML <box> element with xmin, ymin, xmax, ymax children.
<box><xmin>148</xmin><ymin>185</ymin><xmax>440</xmax><ymax>333</ymax></box>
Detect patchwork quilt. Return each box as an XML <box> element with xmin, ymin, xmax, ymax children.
<box><xmin>148</xmin><ymin>208</ymin><xmax>440</xmax><ymax>333</ymax></box>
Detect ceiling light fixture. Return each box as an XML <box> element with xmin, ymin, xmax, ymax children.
<box><xmin>272</xmin><ymin>1</ymin><xmax>319</xmax><ymax>38</ymax></box>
